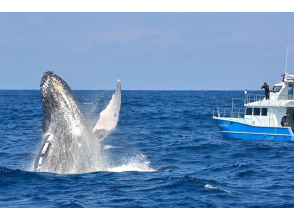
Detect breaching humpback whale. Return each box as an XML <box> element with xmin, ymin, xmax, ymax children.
<box><xmin>34</xmin><ymin>71</ymin><xmax>121</xmax><ymax>174</ymax></box>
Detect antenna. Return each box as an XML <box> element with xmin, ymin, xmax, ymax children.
<box><xmin>285</xmin><ymin>49</ymin><xmax>289</xmax><ymax>74</ymax></box>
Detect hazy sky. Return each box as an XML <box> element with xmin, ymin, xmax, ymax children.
<box><xmin>0</xmin><ymin>13</ymin><xmax>294</xmax><ymax>90</ymax></box>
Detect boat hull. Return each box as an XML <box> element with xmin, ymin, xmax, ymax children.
<box><xmin>213</xmin><ymin>117</ymin><xmax>294</xmax><ymax>141</ymax></box>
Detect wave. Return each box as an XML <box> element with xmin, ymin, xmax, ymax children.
<box><xmin>0</xmin><ymin>166</ymin><xmax>14</xmax><ymax>173</ymax></box>
<box><xmin>204</xmin><ymin>183</ymin><xmax>231</xmax><ymax>193</ymax></box>
<box><xmin>204</xmin><ymin>184</ymin><xmax>218</xmax><ymax>190</ymax></box>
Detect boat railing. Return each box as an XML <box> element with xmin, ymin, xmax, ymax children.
<box><xmin>245</xmin><ymin>94</ymin><xmax>264</xmax><ymax>104</ymax></box>
<box><xmin>245</xmin><ymin>94</ymin><xmax>294</xmax><ymax>104</ymax></box>
<box><xmin>213</xmin><ymin>97</ymin><xmax>245</xmax><ymax>118</ymax></box>
<box><xmin>213</xmin><ymin>107</ymin><xmax>245</xmax><ymax>118</ymax></box>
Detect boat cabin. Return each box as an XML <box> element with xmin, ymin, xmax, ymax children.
<box><xmin>244</xmin><ymin>73</ymin><xmax>294</xmax><ymax>131</ymax></box>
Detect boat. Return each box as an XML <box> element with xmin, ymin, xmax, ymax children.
<box><xmin>213</xmin><ymin>66</ymin><xmax>294</xmax><ymax>141</ymax></box>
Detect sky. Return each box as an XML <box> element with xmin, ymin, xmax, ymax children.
<box><xmin>0</xmin><ymin>12</ymin><xmax>294</xmax><ymax>90</ymax></box>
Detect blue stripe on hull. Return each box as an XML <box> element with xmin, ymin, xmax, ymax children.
<box><xmin>213</xmin><ymin>117</ymin><xmax>294</xmax><ymax>141</ymax></box>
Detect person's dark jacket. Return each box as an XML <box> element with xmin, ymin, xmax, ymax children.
<box><xmin>282</xmin><ymin>115</ymin><xmax>287</xmax><ymax>124</ymax></box>
<box><xmin>261</xmin><ymin>85</ymin><xmax>270</xmax><ymax>94</ymax></box>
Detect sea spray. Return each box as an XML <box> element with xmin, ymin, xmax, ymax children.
<box><xmin>107</xmin><ymin>153</ymin><xmax>156</xmax><ymax>172</ymax></box>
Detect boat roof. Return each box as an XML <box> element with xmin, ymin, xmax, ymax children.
<box><xmin>245</xmin><ymin>72</ymin><xmax>294</xmax><ymax>108</ymax></box>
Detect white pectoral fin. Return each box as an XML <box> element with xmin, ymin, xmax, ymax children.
<box><xmin>93</xmin><ymin>80</ymin><xmax>121</xmax><ymax>140</ymax></box>
<box><xmin>36</xmin><ymin>134</ymin><xmax>53</xmax><ymax>172</ymax></box>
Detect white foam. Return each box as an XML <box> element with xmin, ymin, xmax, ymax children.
<box><xmin>204</xmin><ymin>184</ymin><xmax>218</xmax><ymax>190</ymax></box>
<box><xmin>204</xmin><ymin>184</ymin><xmax>231</xmax><ymax>193</ymax></box>
<box><xmin>222</xmin><ymin>189</ymin><xmax>231</xmax><ymax>193</ymax></box>
<box><xmin>107</xmin><ymin>154</ymin><xmax>156</xmax><ymax>172</ymax></box>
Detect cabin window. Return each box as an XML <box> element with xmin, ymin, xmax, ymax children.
<box><xmin>289</xmin><ymin>87</ymin><xmax>293</xmax><ymax>94</ymax></box>
<box><xmin>261</xmin><ymin>108</ymin><xmax>267</xmax><ymax>116</ymax></box>
<box><xmin>246</xmin><ymin>107</ymin><xmax>252</xmax><ymax>115</ymax></box>
<box><xmin>254</xmin><ymin>108</ymin><xmax>260</xmax><ymax>116</ymax></box>
<box><xmin>272</xmin><ymin>86</ymin><xmax>282</xmax><ymax>93</ymax></box>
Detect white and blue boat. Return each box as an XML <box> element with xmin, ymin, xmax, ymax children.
<box><xmin>213</xmin><ymin>72</ymin><xmax>294</xmax><ymax>141</ymax></box>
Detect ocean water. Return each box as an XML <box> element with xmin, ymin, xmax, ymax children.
<box><xmin>1</xmin><ymin>90</ymin><xmax>294</xmax><ymax>208</ymax></box>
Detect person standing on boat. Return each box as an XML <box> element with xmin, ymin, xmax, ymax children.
<box><xmin>261</xmin><ymin>82</ymin><xmax>270</xmax><ymax>100</ymax></box>
<box><xmin>281</xmin><ymin>113</ymin><xmax>289</xmax><ymax>127</ymax></box>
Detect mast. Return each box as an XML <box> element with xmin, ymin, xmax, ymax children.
<box><xmin>285</xmin><ymin>49</ymin><xmax>289</xmax><ymax>74</ymax></box>
<box><xmin>285</xmin><ymin>49</ymin><xmax>289</xmax><ymax>100</ymax></box>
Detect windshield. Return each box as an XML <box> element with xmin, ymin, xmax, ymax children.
<box><xmin>272</xmin><ymin>86</ymin><xmax>282</xmax><ymax>93</ymax></box>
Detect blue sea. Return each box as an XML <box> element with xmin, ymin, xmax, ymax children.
<box><xmin>1</xmin><ymin>90</ymin><xmax>294</xmax><ymax>208</ymax></box>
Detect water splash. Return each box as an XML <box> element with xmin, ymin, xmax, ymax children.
<box><xmin>34</xmin><ymin>72</ymin><xmax>152</xmax><ymax>174</ymax></box>
<box><xmin>107</xmin><ymin>154</ymin><xmax>156</xmax><ymax>172</ymax></box>
<box><xmin>104</xmin><ymin>145</ymin><xmax>121</xmax><ymax>149</ymax></box>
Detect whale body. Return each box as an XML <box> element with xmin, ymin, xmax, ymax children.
<box><xmin>34</xmin><ymin>71</ymin><xmax>121</xmax><ymax>174</ymax></box>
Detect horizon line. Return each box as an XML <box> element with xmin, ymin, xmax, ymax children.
<box><xmin>0</xmin><ymin>89</ymin><xmax>262</xmax><ymax>91</ymax></box>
